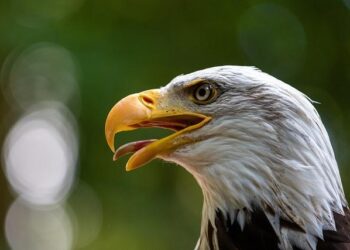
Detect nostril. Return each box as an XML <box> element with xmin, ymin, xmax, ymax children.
<box><xmin>143</xmin><ymin>96</ymin><xmax>154</xmax><ymax>105</ymax></box>
<box><xmin>140</xmin><ymin>95</ymin><xmax>155</xmax><ymax>108</ymax></box>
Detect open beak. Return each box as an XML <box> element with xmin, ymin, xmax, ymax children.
<box><xmin>105</xmin><ymin>89</ymin><xmax>211</xmax><ymax>171</ymax></box>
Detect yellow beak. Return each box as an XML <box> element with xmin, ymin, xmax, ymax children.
<box><xmin>105</xmin><ymin>89</ymin><xmax>211</xmax><ymax>171</ymax></box>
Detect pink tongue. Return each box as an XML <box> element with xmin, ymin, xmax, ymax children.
<box><xmin>113</xmin><ymin>140</ymin><xmax>157</xmax><ymax>161</ymax></box>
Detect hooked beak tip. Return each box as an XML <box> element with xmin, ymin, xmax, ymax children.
<box><xmin>106</xmin><ymin>130</ymin><xmax>115</xmax><ymax>153</ymax></box>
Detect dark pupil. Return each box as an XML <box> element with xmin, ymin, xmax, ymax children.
<box><xmin>198</xmin><ymin>87</ymin><xmax>207</xmax><ymax>97</ymax></box>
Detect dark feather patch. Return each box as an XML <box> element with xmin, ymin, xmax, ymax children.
<box><xmin>317</xmin><ymin>207</ymin><xmax>350</xmax><ymax>250</ymax></box>
<box><xmin>213</xmin><ymin>208</ymin><xmax>280</xmax><ymax>250</ymax></box>
<box><xmin>208</xmin><ymin>207</ymin><xmax>350</xmax><ymax>250</ymax></box>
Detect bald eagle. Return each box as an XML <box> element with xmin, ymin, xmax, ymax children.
<box><xmin>105</xmin><ymin>66</ymin><xmax>350</xmax><ymax>250</ymax></box>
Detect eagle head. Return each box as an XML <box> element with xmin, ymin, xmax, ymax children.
<box><xmin>105</xmin><ymin>66</ymin><xmax>348</xmax><ymax>250</ymax></box>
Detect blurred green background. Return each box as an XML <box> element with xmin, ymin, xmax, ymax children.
<box><xmin>0</xmin><ymin>0</ymin><xmax>349</xmax><ymax>249</ymax></box>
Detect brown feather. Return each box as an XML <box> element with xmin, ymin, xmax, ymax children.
<box><xmin>317</xmin><ymin>207</ymin><xmax>350</xmax><ymax>250</ymax></box>
<box><xmin>210</xmin><ymin>207</ymin><xmax>350</xmax><ymax>250</ymax></box>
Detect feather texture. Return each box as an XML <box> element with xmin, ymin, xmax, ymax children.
<box><xmin>158</xmin><ymin>66</ymin><xmax>348</xmax><ymax>250</ymax></box>
<box><xmin>202</xmin><ymin>207</ymin><xmax>350</xmax><ymax>250</ymax></box>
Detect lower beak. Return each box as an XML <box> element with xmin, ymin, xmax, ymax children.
<box><xmin>105</xmin><ymin>89</ymin><xmax>211</xmax><ymax>171</ymax></box>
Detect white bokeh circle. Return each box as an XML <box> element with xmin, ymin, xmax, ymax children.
<box><xmin>2</xmin><ymin>103</ymin><xmax>78</xmax><ymax>205</ymax></box>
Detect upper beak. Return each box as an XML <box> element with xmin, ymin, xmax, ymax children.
<box><xmin>105</xmin><ymin>88</ymin><xmax>211</xmax><ymax>171</ymax></box>
<box><xmin>105</xmin><ymin>89</ymin><xmax>159</xmax><ymax>152</ymax></box>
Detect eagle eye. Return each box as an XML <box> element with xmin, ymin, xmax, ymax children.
<box><xmin>192</xmin><ymin>82</ymin><xmax>218</xmax><ymax>104</ymax></box>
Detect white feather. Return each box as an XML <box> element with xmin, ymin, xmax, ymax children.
<box><xmin>160</xmin><ymin>66</ymin><xmax>347</xmax><ymax>250</ymax></box>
